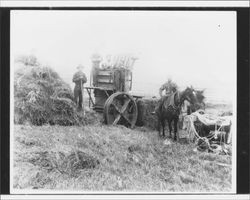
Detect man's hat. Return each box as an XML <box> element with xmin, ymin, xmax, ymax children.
<box><xmin>77</xmin><ymin>64</ymin><xmax>85</xmax><ymax>70</ymax></box>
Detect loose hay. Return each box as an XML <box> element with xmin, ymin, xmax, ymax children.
<box><xmin>14</xmin><ymin>125</ymin><xmax>232</xmax><ymax>191</ymax></box>
<box><xmin>67</xmin><ymin>151</ymin><xmax>100</xmax><ymax>176</ymax></box>
<box><xmin>14</xmin><ymin>59</ymin><xmax>100</xmax><ymax>126</ymax></box>
<box><xmin>28</xmin><ymin>151</ymin><xmax>60</xmax><ymax>171</ymax></box>
<box><xmin>27</xmin><ymin>150</ymin><xmax>100</xmax><ymax>177</ymax></box>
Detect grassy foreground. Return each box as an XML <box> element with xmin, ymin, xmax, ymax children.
<box><xmin>13</xmin><ymin>124</ymin><xmax>232</xmax><ymax>192</ymax></box>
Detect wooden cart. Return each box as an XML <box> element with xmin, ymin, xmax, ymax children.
<box><xmin>85</xmin><ymin>67</ymin><xmax>142</xmax><ymax>128</ymax></box>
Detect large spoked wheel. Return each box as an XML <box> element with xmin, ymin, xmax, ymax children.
<box><xmin>104</xmin><ymin>92</ymin><xmax>138</xmax><ymax>128</ymax></box>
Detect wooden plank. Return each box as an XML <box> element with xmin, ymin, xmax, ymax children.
<box><xmin>132</xmin><ymin>95</ymin><xmax>143</xmax><ymax>99</ymax></box>
<box><xmin>98</xmin><ymin>70</ymin><xmax>113</xmax><ymax>76</ymax></box>
<box><xmin>104</xmin><ymin>90</ymin><xmax>110</xmax><ymax>97</ymax></box>
<box><xmin>85</xmin><ymin>86</ymin><xmax>114</xmax><ymax>91</ymax></box>
<box><xmin>97</xmin><ymin>78</ymin><xmax>114</xmax><ymax>83</ymax></box>
<box><xmin>86</xmin><ymin>88</ymin><xmax>94</xmax><ymax>107</ymax></box>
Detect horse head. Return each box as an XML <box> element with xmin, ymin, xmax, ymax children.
<box><xmin>194</xmin><ymin>89</ymin><xmax>206</xmax><ymax>110</ymax></box>
<box><xmin>181</xmin><ymin>86</ymin><xmax>198</xmax><ymax>105</ymax></box>
<box><xmin>196</xmin><ymin>89</ymin><xmax>205</xmax><ymax>103</ymax></box>
<box><xmin>182</xmin><ymin>87</ymin><xmax>206</xmax><ymax>113</ymax></box>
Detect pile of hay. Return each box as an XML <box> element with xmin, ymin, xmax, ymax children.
<box><xmin>14</xmin><ymin>58</ymin><xmax>99</xmax><ymax>126</ymax></box>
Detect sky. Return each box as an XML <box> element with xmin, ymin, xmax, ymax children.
<box><xmin>11</xmin><ymin>10</ymin><xmax>236</xmax><ymax>103</ymax></box>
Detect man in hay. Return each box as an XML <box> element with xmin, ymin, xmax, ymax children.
<box><xmin>72</xmin><ymin>64</ymin><xmax>87</xmax><ymax>112</ymax></box>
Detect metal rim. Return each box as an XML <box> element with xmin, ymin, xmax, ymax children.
<box><xmin>104</xmin><ymin>92</ymin><xmax>138</xmax><ymax>128</ymax></box>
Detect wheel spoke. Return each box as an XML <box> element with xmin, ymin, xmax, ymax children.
<box><xmin>111</xmin><ymin>102</ymin><xmax>121</xmax><ymax>113</ymax></box>
<box><xmin>120</xmin><ymin>99</ymin><xmax>131</xmax><ymax>114</ymax></box>
<box><xmin>121</xmin><ymin>113</ymin><xmax>132</xmax><ymax>125</ymax></box>
<box><xmin>113</xmin><ymin>114</ymin><xmax>121</xmax><ymax>125</ymax></box>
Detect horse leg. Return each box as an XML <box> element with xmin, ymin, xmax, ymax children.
<box><xmin>174</xmin><ymin>117</ymin><xmax>179</xmax><ymax>141</ymax></box>
<box><xmin>168</xmin><ymin>119</ymin><xmax>172</xmax><ymax>139</ymax></box>
<box><xmin>161</xmin><ymin>119</ymin><xmax>165</xmax><ymax>138</ymax></box>
<box><xmin>157</xmin><ymin>117</ymin><xmax>161</xmax><ymax>137</ymax></box>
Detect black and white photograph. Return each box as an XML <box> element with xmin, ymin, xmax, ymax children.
<box><xmin>10</xmin><ymin>10</ymin><xmax>237</xmax><ymax>194</ymax></box>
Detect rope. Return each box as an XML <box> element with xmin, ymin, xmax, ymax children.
<box><xmin>184</xmin><ymin>115</ymin><xmax>225</xmax><ymax>153</ymax></box>
<box><xmin>185</xmin><ymin>115</ymin><xmax>201</xmax><ymax>140</ymax></box>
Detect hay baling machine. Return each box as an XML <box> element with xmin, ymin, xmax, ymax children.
<box><xmin>85</xmin><ymin>54</ymin><xmax>142</xmax><ymax>128</ymax></box>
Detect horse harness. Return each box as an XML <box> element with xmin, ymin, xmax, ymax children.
<box><xmin>161</xmin><ymin>92</ymin><xmax>181</xmax><ymax>114</ymax></box>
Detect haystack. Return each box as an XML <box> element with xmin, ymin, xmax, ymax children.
<box><xmin>14</xmin><ymin>58</ymin><xmax>100</xmax><ymax>126</ymax></box>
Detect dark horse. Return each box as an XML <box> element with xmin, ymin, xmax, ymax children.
<box><xmin>155</xmin><ymin>87</ymin><xmax>199</xmax><ymax>140</ymax></box>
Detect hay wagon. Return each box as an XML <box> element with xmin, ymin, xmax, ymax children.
<box><xmin>85</xmin><ymin>57</ymin><xmax>142</xmax><ymax>128</ymax></box>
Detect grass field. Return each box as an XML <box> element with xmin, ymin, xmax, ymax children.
<box><xmin>13</xmin><ymin>122</ymin><xmax>232</xmax><ymax>192</ymax></box>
